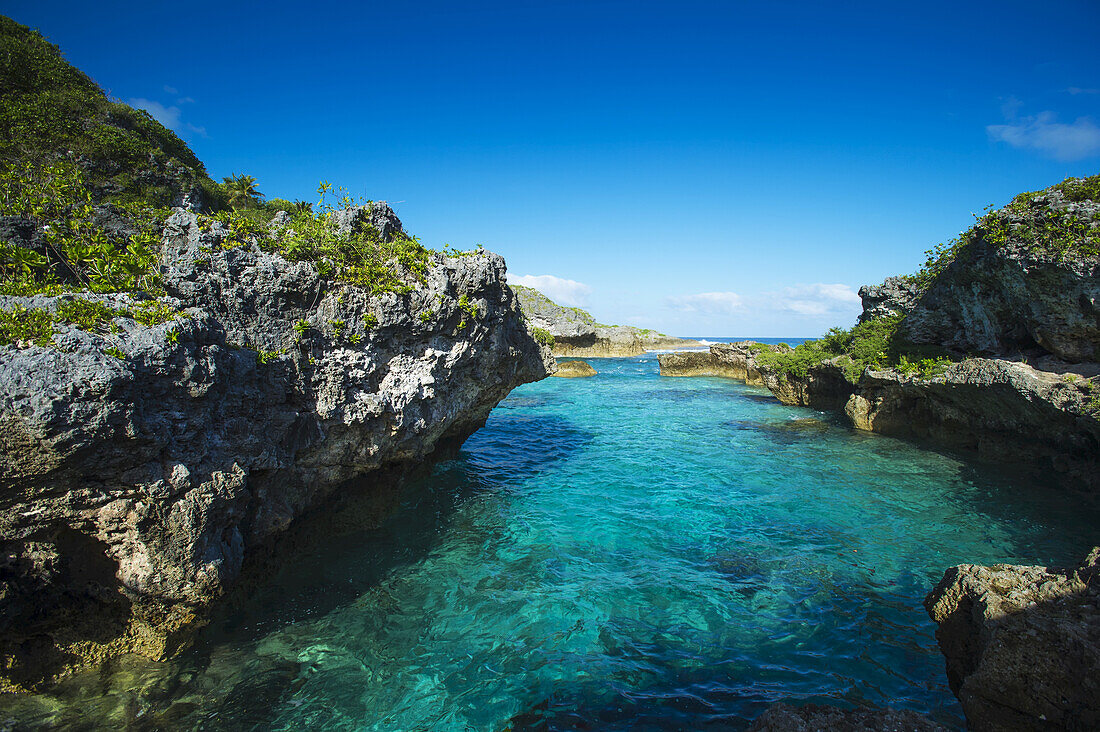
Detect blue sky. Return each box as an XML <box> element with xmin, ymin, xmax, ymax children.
<box><xmin>7</xmin><ymin>0</ymin><xmax>1100</xmax><ymax>336</ymax></box>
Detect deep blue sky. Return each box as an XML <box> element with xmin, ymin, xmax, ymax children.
<box><xmin>7</xmin><ymin>0</ymin><xmax>1099</xmax><ymax>336</ymax></box>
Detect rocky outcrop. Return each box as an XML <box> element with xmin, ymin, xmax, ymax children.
<box><xmin>748</xmin><ymin>702</ymin><xmax>945</xmax><ymax>731</ymax></box>
<box><xmin>0</xmin><ymin>205</ymin><xmax>553</xmax><ymax>689</ymax></box>
<box><xmin>512</xmin><ymin>285</ymin><xmax>702</xmax><ymax>357</ymax></box>
<box><xmin>858</xmin><ymin>276</ymin><xmax>921</xmax><ymax>323</ymax></box>
<box><xmin>869</xmin><ymin>187</ymin><xmax>1100</xmax><ymax>363</ymax></box>
<box><xmin>924</xmin><ymin>549</ymin><xmax>1100</xmax><ymax>731</ymax></box>
<box><xmin>552</xmin><ymin>359</ymin><xmax>597</xmax><ymax>377</ymax></box>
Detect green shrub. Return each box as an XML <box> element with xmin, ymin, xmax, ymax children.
<box><xmin>0</xmin><ymin>161</ymin><xmax>163</xmax><ymax>296</ymax></box>
<box><xmin>0</xmin><ymin>305</ymin><xmax>54</xmax><ymax>346</ymax></box>
<box><xmin>532</xmin><ymin>327</ymin><xmax>555</xmax><ymax>347</ymax></box>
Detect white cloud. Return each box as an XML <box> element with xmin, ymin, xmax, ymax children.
<box><xmin>771</xmin><ymin>283</ymin><xmax>861</xmax><ymax>317</ymax></box>
<box><xmin>130</xmin><ymin>98</ymin><xmax>181</xmax><ymax>129</ymax></box>
<box><xmin>987</xmin><ymin>111</ymin><xmax>1100</xmax><ymax>161</ymax></box>
<box><xmin>666</xmin><ymin>291</ymin><xmax>743</xmax><ymax>315</ymax></box>
<box><xmin>1066</xmin><ymin>87</ymin><xmax>1100</xmax><ymax>95</ymax></box>
<box><xmin>508</xmin><ymin>274</ymin><xmax>592</xmax><ymax>307</ymax></box>
<box><xmin>129</xmin><ymin>97</ymin><xmax>207</xmax><ymax>137</ymax></box>
<box><xmin>163</xmin><ymin>85</ymin><xmax>179</xmax><ymax>95</ymax></box>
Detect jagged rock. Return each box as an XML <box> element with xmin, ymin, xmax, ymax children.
<box><xmin>551</xmin><ymin>359</ymin><xmax>597</xmax><ymax>377</ymax></box>
<box><xmin>857</xmin><ymin>276</ymin><xmax>920</xmax><ymax>323</ymax></box>
<box><xmin>329</xmin><ymin>202</ymin><xmax>404</xmax><ymax>241</ymax></box>
<box><xmin>0</xmin><ymin>206</ymin><xmax>553</xmax><ymax>689</ymax></box>
<box><xmin>748</xmin><ymin>702</ymin><xmax>945</xmax><ymax>731</ymax></box>
<box><xmin>512</xmin><ymin>285</ymin><xmax>702</xmax><ymax>357</ymax></box>
<box><xmin>925</xmin><ymin>549</ymin><xmax>1100</xmax><ymax>731</ymax></box>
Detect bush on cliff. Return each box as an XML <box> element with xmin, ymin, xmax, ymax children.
<box><xmin>909</xmin><ymin>173</ymin><xmax>1100</xmax><ymax>291</ymax></box>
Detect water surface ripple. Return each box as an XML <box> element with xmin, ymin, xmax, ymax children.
<box><xmin>10</xmin><ymin>356</ymin><xmax>1100</xmax><ymax>730</ymax></box>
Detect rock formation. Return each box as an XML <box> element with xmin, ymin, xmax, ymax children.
<box><xmin>0</xmin><ymin>205</ymin><xmax>553</xmax><ymax>690</ymax></box>
<box><xmin>512</xmin><ymin>285</ymin><xmax>702</xmax><ymax>356</ymax></box>
<box><xmin>924</xmin><ymin>549</ymin><xmax>1100</xmax><ymax>731</ymax></box>
<box><xmin>551</xmin><ymin>359</ymin><xmax>597</xmax><ymax>377</ymax></box>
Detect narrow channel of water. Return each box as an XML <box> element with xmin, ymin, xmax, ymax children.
<box><xmin>7</xmin><ymin>356</ymin><xmax>1098</xmax><ymax>730</ymax></box>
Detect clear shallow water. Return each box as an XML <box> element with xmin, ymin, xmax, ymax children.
<box><xmin>8</xmin><ymin>356</ymin><xmax>1100</xmax><ymax>730</ymax></box>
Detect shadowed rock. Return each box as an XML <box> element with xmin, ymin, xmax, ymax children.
<box><xmin>925</xmin><ymin>548</ymin><xmax>1100</xmax><ymax>731</ymax></box>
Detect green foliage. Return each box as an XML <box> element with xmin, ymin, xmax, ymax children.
<box><xmin>294</xmin><ymin>319</ymin><xmax>310</xmax><ymax>340</ymax></box>
<box><xmin>0</xmin><ymin>161</ymin><xmax>163</xmax><ymax>296</ymax></box>
<box><xmin>223</xmin><ymin>173</ymin><xmax>263</xmax><ymax>210</ymax></box>
<box><xmin>257</xmin><ymin>348</ymin><xmax>286</xmax><ymax>364</ymax></box>
<box><xmin>103</xmin><ymin>346</ymin><xmax>126</xmax><ymax>359</ymax></box>
<box><xmin>200</xmin><ymin>183</ymin><xmax>432</xmax><ymax>296</ymax></box>
<box><xmin>130</xmin><ymin>300</ymin><xmax>180</xmax><ymax>326</ymax></box>
<box><xmin>0</xmin><ymin>16</ymin><xmax>212</xmax><ymax>205</ymax></box>
<box><xmin>532</xmin><ymin>327</ymin><xmax>555</xmax><ymax>348</ymax></box>
<box><xmin>0</xmin><ymin>305</ymin><xmax>54</xmax><ymax>346</ymax></box>
<box><xmin>753</xmin><ymin>314</ymin><xmax>956</xmax><ymax>383</ymax></box>
<box><xmin>457</xmin><ymin>293</ymin><xmax>479</xmax><ymax>329</ymax></box>
<box><xmin>908</xmin><ymin>174</ymin><xmax>1100</xmax><ymax>292</ymax></box>
<box><xmin>54</xmin><ymin>298</ymin><xmax>125</xmax><ymax>332</ymax></box>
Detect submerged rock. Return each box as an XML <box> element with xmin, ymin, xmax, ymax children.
<box><xmin>924</xmin><ymin>548</ymin><xmax>1100</xmax><ymax>731</ymax></box>
<box><xmin>748</xmin><ymin>703</ymin><xmax>946</xmax><ymax>731</ymax></box>
<box><xmin>0</xmin><ymin>205</ymin><xmax>553</xmax><ymax>689</ymax></box>
<box><xmin>551</xmin><ymin>359</ymin><xmax>597</xmax><ymax>377</ymax></box>
<box><xmin>512</xmin><ymin>285</ymin><xmax>702</xmax><ymax>357</ymax></box>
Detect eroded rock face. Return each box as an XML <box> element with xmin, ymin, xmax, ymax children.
<box><xmin>925</xmin><ymin>549</ymin><xmax>1100</xmax><ymax>731</ymax></box>
<box><xmin>512</xmin><ymin>285</ymin><xmax>702</xmax><ymax>356</ymax></box>
<box><xmin>0</xmin><ymin>206</ymin><xmax>553</xmax><ymax>689</ymax></box>
<box><xmin>858</xmin><ymin>276</ymin><xmax>921</xmax><ymax>323</ymax></box>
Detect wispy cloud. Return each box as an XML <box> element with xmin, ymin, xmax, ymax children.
<box><xmin>987</xmin><ymin>111</ymin><xmax>1100</xmax><ymax>161</ymax></box>
<box><xmin>508</xmin><ymin>274</ymin><xmax>592</xmax><ymax>307</ymax></box>
<box><xmin>772</xmin><ymin>283</ymin><xmax>860</xmax><ymax>317</ymax></box>
<box><xmin>666</xmin><ymin>284</ymin><xmax>861</xmax><ymax>320</ymax></box>
<box><xmin>1066</xmin><ymin>87</ymin><xmax>1100</xmax><ymax>95</ymax></box>
<box><xmin>666</xmin><ymin>291</ymin><xmax>743</xmax><ymax>315</ymax></box>
<box><xmin>129</xmin><ymin>97</ymin><xmax>207</xmax><ymax>137</ymax></box>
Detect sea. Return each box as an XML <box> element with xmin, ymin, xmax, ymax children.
<box><xmin>6</xmin><ymin>351</ymin><xmax>1098</xmax><ymax>730</ymax></box>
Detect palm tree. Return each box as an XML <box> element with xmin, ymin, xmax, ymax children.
<box><xmin>223</xmin><ymin>173</ymin><xmax>263</xmax><ymax>209</ymax></box>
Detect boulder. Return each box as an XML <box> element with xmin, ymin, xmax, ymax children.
<box><xmin>925</xmin><ymin>549</ymin><xmax>1100</xmax><ymax>731</ymax></box>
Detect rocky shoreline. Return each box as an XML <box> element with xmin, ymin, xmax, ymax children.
<box><xmin>0</xmin><ymin>205</ymin><xmax>553</xmax><ymax>690</ymax></box>
<box><xmin>512</xmin><ymin>285</ymin><xmax>702</xmax><ymax>357</ymax></box>
<box><xmin>660</xmin><ymin>341</ymin><xmax>1100</xmax><ymax>488</ymax></box>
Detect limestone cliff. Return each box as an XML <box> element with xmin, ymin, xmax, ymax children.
<box><xmin>0</xmin><ymin>206</ymin><xmax>553</xmax><ymax>690</ymax></box>
<box><xmin>512</xmin><ymin>285</ymin><xmax>702</xmax><ymax>357</ymax></box>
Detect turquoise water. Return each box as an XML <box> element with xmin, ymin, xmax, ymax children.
<box><xmin>10</xmin><ymin>356</ymin><xmax>1100</xmax><ymax>729</ymax></box>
